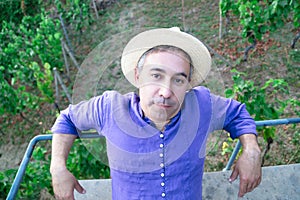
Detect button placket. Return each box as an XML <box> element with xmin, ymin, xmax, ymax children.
<box><xmin>159</xmin><ymin>131</ymin><xmax>166</xmax><ymax>198</ymax></box>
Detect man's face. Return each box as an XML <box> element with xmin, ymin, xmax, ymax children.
<box><xmin>135</xmin><ymin>51</ymin><xmax>190</xmax><ymax>124</ymax></box>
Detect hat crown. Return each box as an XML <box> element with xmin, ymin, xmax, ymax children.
<box><xmin>169</xmin><ymin>27</ymin><xmax>181</xmax><ymax>32</ymax></box>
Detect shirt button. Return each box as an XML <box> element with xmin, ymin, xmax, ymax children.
<box><xmin>160</xmin><ymin>134</ymin><xmax>164</xmax><ymax>138</ymax></box>
<box><xmin>161</xmin><ymin>182</ymin><xmax>165</xmax><ymax>187</ymax></box>
<box><xmin>160</xmin><ymin>173</ymin><xmax>165</xmax><ymax>177</ymax></box>
<box><xmin>160</xmin><ymin>163</ymin><xmax>164</xmax><ymax>168</ymax></box>
<box><xmin>162</xmin><ymin>193</ymin><xmax>166</xmax><ymax>197</ymax></box>
<box><xmin>160</xmin><ymin>143</ymin><xmax>164</xmax><ymax>148</ymax></box>
<box><xmin>159</xmin><ymin>153</ymin><xmax>164</xmax><ymax>158</ymax></box>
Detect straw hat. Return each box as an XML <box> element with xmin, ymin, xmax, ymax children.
<box><xmin>121</xmin><ymin>27</ymin><xmax>211</xmax><ymax>87</ymax></box>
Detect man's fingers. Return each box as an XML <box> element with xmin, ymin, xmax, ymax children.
<box><xmin>246</xmin><ymin>183</ymin><xmax>255</xmax><ymax>193</ymax></box>
<box><xmin>74</xmin><ymin>180</ymin><xmax>86</xmax><ymax>194</ymax></box>
<box><xmin>256</xmin><ymin>174</ymin><xmax>262</xmax><ymax>186</ymax></box>
<box><xmin>54</xmin><ymin>193</ymin><xmax>75</xmax><ymax>200</ymax></box>
<box><xmin>238</xmin><ymin>175</ymin><xmax>260</xmax><ymax>197</ymax></box>
<box><xmin>229</xmin><ymin>167</ymin><xmax>239</xmax><ymax>183</ymax></box>
<box><xmin>245</xmin><ymin>173</ymin><xmax>261</xmax><ymax>194</ymax></box>
<box><xmin>238</xmin><ymin>180</ymin><xmax>247</xmax><ymax>197</ymax></box>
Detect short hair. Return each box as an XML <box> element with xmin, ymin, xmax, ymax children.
<box><xmin>136</xmin><ymin>45</ymin><xmax>193</xmax><ymax>81</ymax></box>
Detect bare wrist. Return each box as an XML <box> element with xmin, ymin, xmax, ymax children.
<box><xmin>50</xmin><ymin>163</ymin><xmax>68</xmax><ymax>175</ymax></box>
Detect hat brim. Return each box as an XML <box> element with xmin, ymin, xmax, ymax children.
<box><xmin>121</xmin><ymin>28</ymin><xmax>211</xmax><ymax>88</ymax></box>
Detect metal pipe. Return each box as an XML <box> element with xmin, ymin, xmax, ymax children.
<box><xmin>59</xmin><ymin>14</ymin><xmax>74</xmax><ymax>55</ymax></box>
<box><xmin>255</xmin><ymin>118</ymin><xmax>300</xmax><ymax>127</ymax></box>
<box><xmin>62</xmin><ymin>41</ymin><xmax>82</xmax><ymax>73</ymax></box>
<box><xmin>6</xmin><ymin>132</ymin><xmax>103</xmax><ymax>199</ymax></box>
<box><xmin>6</xmin><ymin>118</ymin><xmax>300</xmax><ymax>198</ymax></box>
<box><xmin>6</xmin><ymin>135</ymin><xmax>53</xmax><ymax>200</ymax></box>
<box><xmin>222</xmin><ymin>140</ymin><xmax>242</xmax><ymax>171</ymax></box>
<box><xmin>53</xmin><ymin>68</ymin><xmax>72</xmax><ymax>103</ymax></box>
<box><xmin>223</xmin><ymin>118</ymin><xmax>300</xmax><ymax>171</ymax></box>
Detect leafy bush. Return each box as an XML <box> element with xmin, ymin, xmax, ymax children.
<box><xmin>220</xmin><ymin>0</ymin><xmax>300</xmax><ymax>42</ymax></box>
<box><xmin>18</xmin><ymin>146</ymin><xmax>52</xmax><ymax>198</ymax></box>
<box><xmin>222</xmin><ymin>69</ymin><xmax>300</xmax><ymax>159</ymax></box>
<box><xmin>68</xmin><ymin>140</ymin><xmax>110</xmax><ymax>180</ymax></box>
<box><xmin>0</xmin><ymin>0</ymin><xmax>97</xmax><ymax>117</ymax></box>
<box><xmin>55</xmin><ymin>0</ymin><xmax>94</xmax><ymax>33</ymax></box>
<box><xmin>1</xmin><ymin>139</ymin><xmax>110</xmax><ymax>199</ymax></box>
<box><xmin>0</xmin><ymin>169</ymin><xmax>17</xmax><ymax>199</ymax></box>
<box><xmin>0</xmin><ymin>0</ymin><xmax>41</xmax><ymax>29</ymax></box>
<box><xmin>0</xmin><ymin>13</ymin><xmax>62</xmax><ymax>115</ymax></box>
<box><xmin>0</xmin><ymin>1</ymin><xmax>109</xmax><ymax>198</ymax></box>
<box><xmin>225</xmin><ymin>69</ymin><xmax>290</xmax><ymax>120</ymax></box>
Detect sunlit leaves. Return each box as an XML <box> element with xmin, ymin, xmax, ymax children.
<box><xmin>220</xmin><ymin>0</ymin><xmax>300</xmax><ymax>41</ymax></box>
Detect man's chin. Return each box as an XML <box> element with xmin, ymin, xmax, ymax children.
<box><xmin>147</xmin><ymin>105</ymin><xmax>178</xmax><ymax>122</ymax></box>
<box><xmin>150</xmin><ymin>112</ymin><xmax>175</xmax><ymax>123</ymax></box>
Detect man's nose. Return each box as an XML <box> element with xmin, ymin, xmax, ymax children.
<box><xmin>158</xmin><ymin>84</ymin><xmax>173</xmax><ymax>98</ymax></box>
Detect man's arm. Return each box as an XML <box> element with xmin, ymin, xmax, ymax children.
<box><xmin>229</xmin><ymin>134</ymin><xmax>262</xmax><ymax>198</ymax></box>
<box><xmin>50</xmin><ymin>134</ymin><xmax>86</xmax><ymax>200</ymax></box>
<box><xmin>49</xmin><ymin>93</ymin><xmax>112</xmax><ymax>199</ymax></box>
<box><xmin>208</xmin><ymin>94</ymin><xmax>261</xmax><ymax>197</ymax></box>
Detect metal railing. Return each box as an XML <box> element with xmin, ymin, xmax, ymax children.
<box><xmin>6</xmin><ymin>118</ymin><xmax>300</xmax><ymax>200</ymax></box>
<box><xmin>223</xmin><ymin>118</ymin><xmax>300</xmax><ymax>171</ymax></box>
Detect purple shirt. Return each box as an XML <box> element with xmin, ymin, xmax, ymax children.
<box><xmin>51</xmin><ymin>86</ymin><xmax>257</xmax><ymax>199</ymax></box>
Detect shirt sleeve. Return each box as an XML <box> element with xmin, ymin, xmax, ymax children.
<box><xmin>51</xmin><ymin>93</ymin><xmax>109</xmax><ymax>136</ymax></box>
<box><xmin>210</xmin><ymin>93</ymin><xmax>257</xmax><ymax>139</ymax></box>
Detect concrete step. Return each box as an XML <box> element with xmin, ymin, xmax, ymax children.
<box><xmin>74</xmin><ymin>163</ymin><xmax>300</xmax><ymax>200</ymax></box>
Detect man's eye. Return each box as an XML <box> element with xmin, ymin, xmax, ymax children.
<box><xmin>151</xmin><ymin>74</ymin><xmax>161</xmax><ymax>79</ymax></box>
<box><xmin>174</xmin><ymin>78</ymin><xmax>185</xmax><ymax>85</ymax></box>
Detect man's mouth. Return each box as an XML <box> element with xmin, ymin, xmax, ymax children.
<box><xmin>156</xmin><ymin>103</ymin><xmax>172</xmax><ymax>108</ymax></box>
<box><xmin>152</xmin><ymin>97</ymin><xmax>176</xmax><ymax>108</ymax></box>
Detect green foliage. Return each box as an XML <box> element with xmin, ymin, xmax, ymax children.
<box><xmin>68</xmin><ymin>140</ymin><xmax>110</xmax><ymax>180</ymax></box>
<box><xmin>225</xmin><ymin>69</ymin><xmax>293</xmax><ymax>142</ymax></box>
<box><xmin>0</xmin><ymin>9</ymin><xmax>62</xmax><ymax>115</ymax></box>
<box><xmin>220</xmin><ymin>0</ymin><xmax>300</xmax><ymax>42</ymax></box>
<box><xmin>0</xmin><ymin>0</ymin><xmax>41</xmax><ymax>28</ymax></box>
<box><xmin>18</xmin><ymin>146</ymin><xmax>52</xmax><ymax>198</ymax></box>
<box><xmin>0</xmin><ymin>140</ymin><xmax>110</xmax><ymax>199</ymax></box>
<box><xmin>0</xmin><ymin>2</ymin><xmax>110</xmax><ymax>198</ymax></box>
<box><xmin>224</xmin><ymin>69</ymin><xmax>300</xmax><ymax>159</ymax></box>
<box><xmin>55</xmin><ymin>0</ymin><xmax>94</xmax><ymax>32</ymax></box>
<box><xmin>29</xmin><ymin>62</ymin><xmax>54</xmax><ymax>103</ymax></box>
<box><xmin>0</xmin><ymin>146</ymin><xmax>52</xmax><ymax>199</ymax></box>
<box><xmin>0</xmin><ymin>169</ymin><xmax>17</xmax><ymax>199</ymax></box>
<box><xmin>222</xmin><ymin>69</ymin><xmax>299</xmax><ymax>159</ymax></box>
<box><xmin>0</xmin><ymin>0</ymin><xmax>96</xmax><ymax>116</ymax></box>
<box><xmin>221</xmin><ymin>134</ymin><xmax>237</xmax><ymax>156</ymax></box>
<box><xmin>225</xmin><ymin>69</ymin><xmax>289</xmax><ymax>121</ymax></box>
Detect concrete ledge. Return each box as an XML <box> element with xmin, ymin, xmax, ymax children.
<box><xmin>202</xmin><ymin>163</ymin><xmax>300</xmax><ymax>200</ymax></box>
<box><xmin>75</xmin><ymin>163</ymin><xmax>300</xmax><ymax>200</ymax></box>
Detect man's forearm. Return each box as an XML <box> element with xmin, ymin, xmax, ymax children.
<box><xmin>50</xmin><ymin>133</ymin><xmax>77</xmax><ymax>173</ymax></box>
<box><xmin>231</xmin><ymin>133</ymin><xmax>262</xmax><ymax>197</ymax></box>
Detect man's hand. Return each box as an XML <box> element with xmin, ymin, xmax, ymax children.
<box><xmin>50</xmin><ymin>134</ymin><xmax>85</xmax><ymax>199</ymax></box>
<box><xmin>51</xmin><ymin>167</ymin><xmax>85</xmax><ymax>200</ymax></box>
<box><xmin>229</xmin><ymin>134</ymin><xmax>262</xmax><ymax>198</ymax></box>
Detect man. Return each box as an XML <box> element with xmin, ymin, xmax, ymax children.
<box><xmin>50</xmin><ymin>27</ymin><xmax>261</xmax><ymax>199</ymax></box>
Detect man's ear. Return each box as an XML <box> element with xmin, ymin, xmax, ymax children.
<box><xmin>134</xmin><ymin>67</ymin><xmax>139</xmax><ymax>83</ymax></box>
